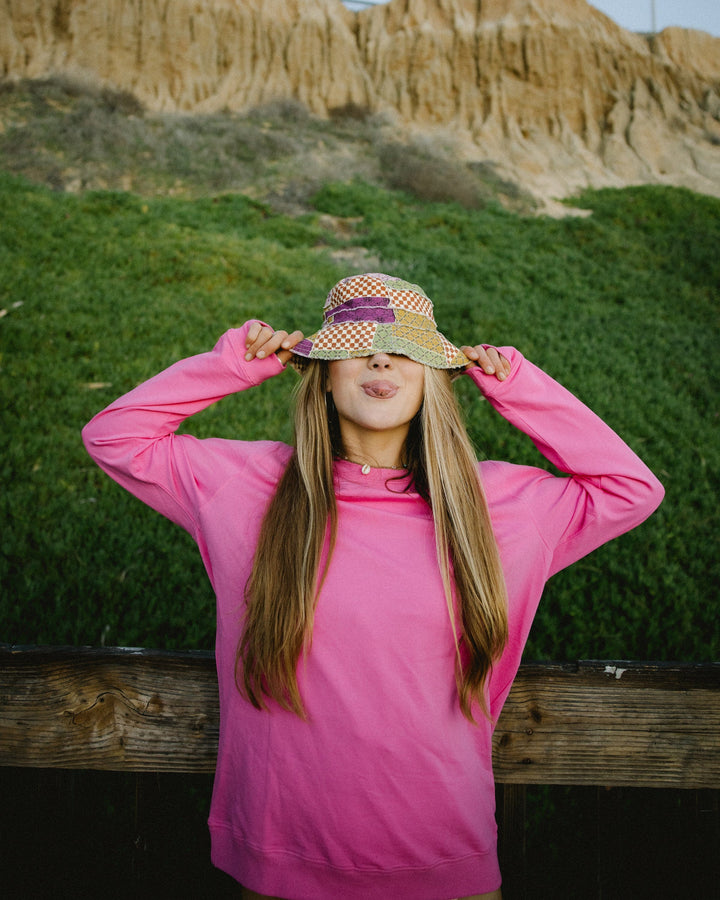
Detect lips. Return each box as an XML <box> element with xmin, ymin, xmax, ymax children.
<box><xmin>362</xmin><ymin>380</ymin><xmax>398</xmax><ymax>399</ymax></box>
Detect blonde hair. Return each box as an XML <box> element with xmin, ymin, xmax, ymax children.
<box><xmin>237</xmin><ymin>361</ymin><xmax>508</xmax><ymax>721</ymax></box>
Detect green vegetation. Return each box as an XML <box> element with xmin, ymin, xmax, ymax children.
<box><xmin>0</xmin><ymin>78</ymin><xmax>718</xmax><ymax>663</ymax></box>
<box><xmin>2</xmin><ymin>166</ymin><xmax>718</xmax><ymax>664</ymax></box>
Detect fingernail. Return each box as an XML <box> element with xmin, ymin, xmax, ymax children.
<box><xmin>245</xmin><ymin>352</ymin><xmax>253</xmax><ymax>361</ymax></box>
<box><xmin>256</xmin><ymin>351</ymin><xmax>265</xmax><ymax>359</ymax></box>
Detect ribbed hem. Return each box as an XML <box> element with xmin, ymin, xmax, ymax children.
<box><xmin>209</xmin><ymin>823</ymin><xmax>501</xmax><ymax>899</ymax></box>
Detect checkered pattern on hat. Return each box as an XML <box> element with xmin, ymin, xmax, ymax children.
<box><xmin>439</xmin><ymin>334</ymin><xmax>466</xmax><ymax>366</ymax></box>
<box><xmin>324</xmin><ymin>275</ymin><xmax>389</xmax><ymax>311</ymax></box>
<box><xmin>386</xmin><ymin>288</ymin><xmax>435</xmax><ymax>321</ymax></box>
<box><xmin>312</xmin><ymin>321</ymin><xmax>377</xmax><ymax>353</ymax></box>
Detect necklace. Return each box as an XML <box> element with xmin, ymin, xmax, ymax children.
<box><xmin>337</xmin><ymin>455</ymin><xmax>406</xmax><ymax>475</ymax></box>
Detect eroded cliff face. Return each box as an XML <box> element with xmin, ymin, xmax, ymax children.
<box><xmin>0</xmin><ymin>0</ymin><xmax>368</xmax><ymax>113</ymax></box>
<box><xmin>2</xmin><ymin>0</ymin><xmax>719</xmax><ymax>204</ymax></box>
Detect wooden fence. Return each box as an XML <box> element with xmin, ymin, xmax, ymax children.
<box><xmin>1</xmin><ymin>645</ymin><xmax>718</xmax><ymax>898</ymax></box>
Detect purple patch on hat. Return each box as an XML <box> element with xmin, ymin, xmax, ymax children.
<box><xmin>292</xmin><ymin>338</ymin><xmax>313</xmax><ymax>355</ymax></box>
<box><xmin>326</xmin><ymin>296</ymin><xmax>391</xmax><ymax>316</ymax></box>
<box><xmin>331</xmin><ymin>307</ymin><xmax>396</xmax><ymax>325</ymax></box>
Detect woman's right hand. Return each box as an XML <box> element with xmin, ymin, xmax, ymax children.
<box><xmin>244</xmin><ymin>322</ymin><xmax>305</xmax><ymax>365</ymax></box>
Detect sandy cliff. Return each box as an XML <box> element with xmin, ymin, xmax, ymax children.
<box><xmin>1</xmin><ymin>0</ymin><xmax>719</xmax><ymax>203</ymax></box>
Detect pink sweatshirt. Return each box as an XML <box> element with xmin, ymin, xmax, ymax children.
<box><xmin>82</xmin><ymin>323</ymin><xmax>663</xmax><ymax>899</ymax></box>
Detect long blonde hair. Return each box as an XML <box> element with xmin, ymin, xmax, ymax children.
<box><xmin>237</xmin><ymin>361</ymin><xmax>508</xmax><ymax>721</ymax></box>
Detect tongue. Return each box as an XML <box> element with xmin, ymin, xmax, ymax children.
<box><xmin>363</xmin><ymin>382</ymin><xmax>397</xmax><ymax>399</ymax></box>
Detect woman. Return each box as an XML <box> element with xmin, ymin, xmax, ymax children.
<box><xmin>82</xmin><ymin>273</ymin><xmax>663</xmax><ymax>900</ymax></box>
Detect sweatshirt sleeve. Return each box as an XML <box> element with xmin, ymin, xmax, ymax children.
<box><xmin>466</xmin><ymin>347</ymin><xmax>664</xmax><ymax>578</ymax></box>
<box><xmin>81</xmin><ymin>323</ymin><xmax>286</xmax><ymax>536</ymax></box>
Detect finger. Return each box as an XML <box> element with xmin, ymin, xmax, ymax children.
<box><xmin>484</xmin><ymin>347</ymin><xmax>503</xmax><ymax>372</ymax></box>
<box><xmin>277</xmin><ymin>331</ymin><xmax>305</xmax><ymax>365</ymax></box>
<box><xmin>472</xmin><ymin>345</ymin><xmax>498</xmax><ymax>375</ymax></box>
<box><xmin>254</xmin><ymin>330</ymin><xmax>289</xmax><ymax>360</ymax></box>
<box><xmin>280</xmin><ymin>330</ymin><xmax>305</xmax><ymax>350</ymax></box>
<box><xmin>245</xmin><ymin>321</ymin><xmax>263</xmax><ymax>347</ymax></box>
<box><xmin>244</xmin><ymin>328</ymin><xmax>272</xmax><ymax>360</ymax></box>
<box><xmin>481</xmin><ymin>348</ymin><xmax>512</xmax><ymax>381</ymax></box>
<box><xmin>245</xmin><ymin>326</ymin><xmax>281</xmax><ymax>360</ymax></box>
<box><xmin>483</xmin><ymin>348</ymin><xmax>511</xmax><ymax>379</ymax></box>
<box><xmin>497</xmin><ymin>353</ymin><xmax>511</xmax><ymax>380</ymax></box>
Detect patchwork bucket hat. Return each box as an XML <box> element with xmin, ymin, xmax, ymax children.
<box><xmin>291</xmin><ymin>273</ymin><xmax>470</xmax><ymax>370</ymax></box>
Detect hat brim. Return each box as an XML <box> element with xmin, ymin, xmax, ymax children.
<box><xmin>290</xmin><ymin>321</ymin><xmax>470</xmax><ymax>371</ymax></box>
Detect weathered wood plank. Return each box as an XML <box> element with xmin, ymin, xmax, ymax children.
<box><xmin>492</xmin><ymin>661</ymin><xmax>720</xmax><ymax>789</ymax></box>
<box><xmin>0</xmin><ymin>646</ymin><xmax>219</xmax><ymax>772</ymax></box>
<box><xmin>1</xmin><ymin>647</ymin><xmax>718</xmax><ymax>787</ymax></box>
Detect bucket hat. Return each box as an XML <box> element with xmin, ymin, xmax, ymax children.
<box><xmin>291</xmin><ymin>273</ymin><xmax>470</xmax><ymax>370</ymax></box>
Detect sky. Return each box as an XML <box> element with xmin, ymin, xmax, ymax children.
<box><xmin>590</xmin><ymin>0</ymin><xmax>719</xmax><ymax>35</ymax></box>
<box><xmin>343</xmin><ymin>1</ymin><xmax>720</xmax><ymax>38</ymax></box>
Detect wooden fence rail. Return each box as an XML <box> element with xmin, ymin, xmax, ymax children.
<box><xmin>2</xmin><ymin>645</ymin><xmax>718</xmax><ymax>787</ymax></box>
<box><xmin>1</xmin><ymin>646</ymin><xmax>718</xmax><ymax>898</ymax></box>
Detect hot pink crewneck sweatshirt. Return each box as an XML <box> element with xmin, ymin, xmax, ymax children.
<box><xmin>82</xmin><ymin>323</ymin><xmax>663</xmax><ymax>899</ymax></box>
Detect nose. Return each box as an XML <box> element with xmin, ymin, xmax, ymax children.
<box><xmin>367</xmin><ymin>353</ymin><xmax>393</xmax><ymax>369</ymax></box>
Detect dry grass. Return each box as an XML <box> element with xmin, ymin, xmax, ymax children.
<box><xmin>0</xmin><ymin>76</ymin><xmax>535</xmax><ymax>212</ymax></box>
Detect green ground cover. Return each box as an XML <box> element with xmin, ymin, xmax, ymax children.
<box><xmin>1</xmin><ymin>171</ymin><xmax>718</xmax><ymax>663</ymax></box>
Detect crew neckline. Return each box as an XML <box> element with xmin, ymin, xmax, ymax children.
<box><xmin>333</xmin><ymin>458</ymin><xmax>414</xmax><ymax>489</ymax></box>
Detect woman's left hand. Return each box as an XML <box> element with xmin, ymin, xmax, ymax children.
<box><xmin>461</xmin><ymin>345</ymin><xmax>511</xmax><ymax>381</ymax></box>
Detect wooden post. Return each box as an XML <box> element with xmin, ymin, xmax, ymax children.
<box><xmin>497</xmin><ymin>783</ymin><xmax>527</xmax><ymax>899</ymax></box>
